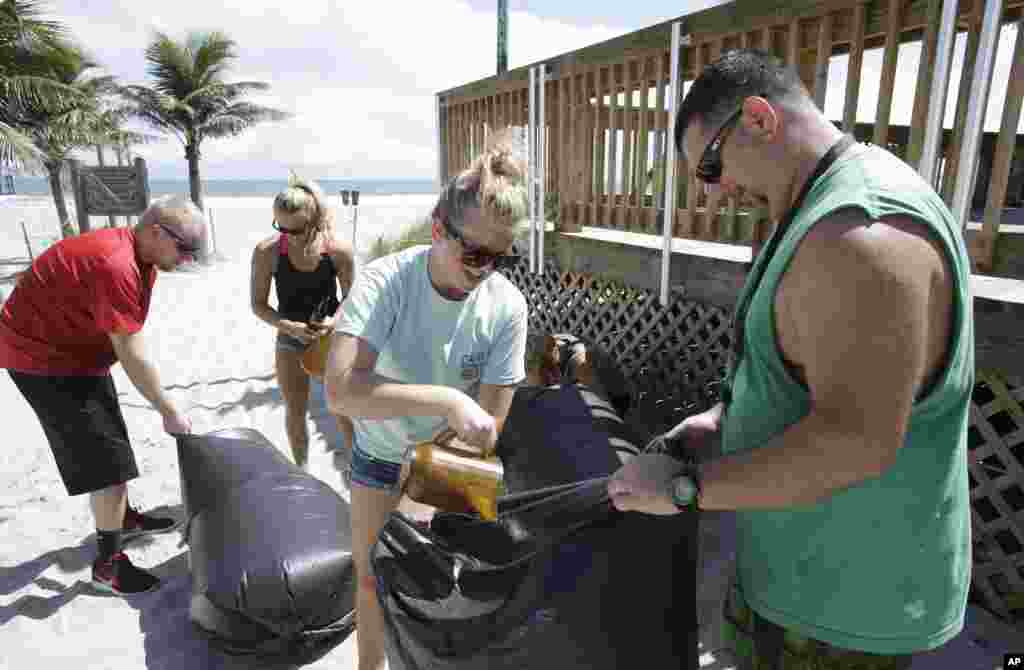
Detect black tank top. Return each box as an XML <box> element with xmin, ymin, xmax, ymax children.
<box><xmin>272</xmin><ymin>234</ymin><xmax>338</xmax><ymax>323</ymax></box>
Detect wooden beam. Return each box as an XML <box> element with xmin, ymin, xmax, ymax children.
<box><xmin>593</xmin><ymin>67</ymin><xmax>606</xmax><ymax>227</ymax></box>
<box><xmin>623</xmin><ymin>59</ymin><xmax>636</xmax><ymax>229</ymax></box>
<box><xmin>872</xmin><ymin>0</ymin><xmax>902</xmax><ymax>148</ymax></box>
<box><xmin>813</xmin><ymin>12</ymin><xmax>834</xmax><ymax>109</ymax></box>
<box><xmin>942</xmin><ymin>0</ymin><xmax>983</xmax><ymax>204</ymax></box>
<box><xmin>686</xmin><ymin>43</ymin><xmax>704</xmax><ymax>238</ymax></box>
<box><xmin>906</xmin><ymin>0</ymin><xmax>944</xmax><ymax>167</ymax></box>
<box><xmin>652</xmin><ymin>53</ymin><xmax>668</xmax><ymax>233</ymax></box>
<box><xmin>843</xmin><ymin>2</ymin><xmax>867</xmax><ymax>133</ymax></box>
<box><xmin>787</xmin><ymin>18</ymin><xmax>801</xmax><ymax>67</ymax></box>
<box><xmin>636</xmin><ymin>57</ymin><xmax>652</xmax><ymax>232</ymax></box>
<box><xmin>979</xmin><ymin>17</ymin><xmax>1024</xmax><ymax>272</ymax></box>
<box><xmin>605</xmin><ymin>63</ymin><xmax>620</xmax><ymax>229</ymax></box>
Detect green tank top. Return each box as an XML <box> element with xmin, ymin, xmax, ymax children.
<box><xmin>720</xmin><ymin>143</ymin><xmax>975</xmax><ymax>653</ymax></box>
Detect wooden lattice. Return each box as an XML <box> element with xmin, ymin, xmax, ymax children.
<box><xmin>507</xmin><ymin>258</ymin><xmax>1024</xmax><ymax>623</ymax></box>
<box><xmin>507</xmin><ymin>259</ymin><xmax>731</xmax><ymax>436</ymax></box>
<box><xmin>969</xmin><ymin>370</ymin><xmax>1024</xmax><ymax>620</ymax></box>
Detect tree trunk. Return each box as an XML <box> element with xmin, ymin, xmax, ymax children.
<box><xmin>185</xmin><ymin>142</ymin><xmax>204</xmax><ymax>212</ymax></box>
<box><xmin>47</xmin><ymin>163</ymin><xmax>75</xmax><ymax>238</ymax></box>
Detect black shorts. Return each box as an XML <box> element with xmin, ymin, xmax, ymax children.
<box><xmin>9</xmin><ymin>370</ymin><xmax>138</xmax><ymax>496</ymax></box>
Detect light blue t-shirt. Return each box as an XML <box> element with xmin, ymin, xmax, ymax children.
<box><xmin>336</xmin><ymin>245</ymin><xmax>528</xmax><ymax>463</ymax></box>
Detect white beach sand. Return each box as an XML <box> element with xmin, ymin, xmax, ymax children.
<box><xmin>1</xmin><ymin>195</ymin><xmax>1020</xmax><ymax>669</ymax></box>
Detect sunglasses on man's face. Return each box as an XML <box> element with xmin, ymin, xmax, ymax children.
<box><xmin>272</xmin><ymin>218</ymin><xmax>306</xmax><ymax>235</ymax></box>
<box><xmin>695</xmin><ymin>109</ymin><xmax>743</xmax><ymax>185</ymax></box>
<box><xmin>442</xmin><ymin>218</ymin><xmax>519</xmax><ymax>271</ymax></box>
<box><xmin>158</xmin><ymin>223</ymin><xmax>200</xmax><ymax>256</ymax></box>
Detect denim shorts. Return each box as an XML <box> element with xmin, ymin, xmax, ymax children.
<box><xmin>350</xmin><ymin>443</ymin><xmax>403</xmax><ymax>492</ymax></box>
<box><xmin>275</xmin><ymin>332</ymin><xmax>308</xmax><ymax>354</ymax></box>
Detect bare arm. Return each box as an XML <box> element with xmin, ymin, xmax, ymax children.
<box><xmin>331</xmin><ymin>238</ymin><xmax>355</xmax><ymax>298</ymax></box>
<box><xmin>698</xmin><ymin>212</ymin><xmax>933</xmax><ymax>510</ymax></box>
<box><xmin>478</xmin><ymin>383</ymin><xmax>517</xmax><ymax>435</ymax></box>
<box><xmin>250</xmin><ymin>241</ymin><xmax>283</xmax><ymax>329</ymax></box>
<box><xmin>110</xmin><ymin>331</ymin><xmax>177</xmax><ymax>416</ymax></box>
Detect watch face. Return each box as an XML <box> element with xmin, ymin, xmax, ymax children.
<box><xmin>673</xmin><ymin>475</ymin><xmax>697</xmax><ymax>508</ymax></box>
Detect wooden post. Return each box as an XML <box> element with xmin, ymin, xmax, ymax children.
<box><xmin>977</xmin><ymin>17</ymin><xmax>1024</xmax><ymax>272</ymax></box>
<box><xmin>637</xmin><ymin>57</ymin><xmax>652</xmax><ymax>232</ymax></box>
<box><xmin>873</xmin><ymin>0</ymin><xmax>902</xmax><ymax>149</ymax></box>
<box><xmin>67</xmin><ymin>158</ymin><xmax>91</xmax><ymax>234</ymax></box>
<box><xmin>686</xmin><ymin>43</ymin><xmax>704</xmax><ymax>239</ymax></box>
<box><xmin>942</xmin><ymin>0</ymin><xmax>983</xmax><ymax>204</ymax></box>
<box><xmin>843</xmin><ymin>2</ymin><xmax>867</xmax><ymax>135</ymax></box>
<box><xmin>605</xmin><ymin>63</ymin><xmax>620</xmax><ymax>229</ymax></box>
<box><xmin>622</xmin><ymin>59</ymin><xmax>635</xmax><ymax>230</ymax></box>
<box><xmin>813</xmin><ymin>13</ymin><xmax>833</xmax><ymax>110</ymax></box>
<box><xmin>906</xmin><ymin>0</ymin><xmax>943</xmax><ymax>167</ymax></box>
<box><xmin>653</xmin><ymin>53</ymin><xmax>667</xmax><ymax>233</ymax></box>
<box><xmin>594</xmin><ymin>67</ymin><xmax>606</xmax><ymax>228</ymax></box>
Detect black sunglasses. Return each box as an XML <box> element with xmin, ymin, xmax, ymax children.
<box><xmin>695</xmin><ymin>108</ymin><xmax>743</xmax><ymax>185</ymax></box>
<box><xmin>272</xmin><ymin>218</ymin><xmax>306</xmax><ymax>235</ymax></box>
<box><xmin>442</xmin><ymin>218</ymin><xmax>519</xmax><ymax>270</ymax></box>
<box><xmin>157</xmin><ymin>223</ymin><xmax>200</xmax><ymax>255</ymax></box>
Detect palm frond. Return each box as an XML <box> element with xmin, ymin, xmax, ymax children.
<box><xmin>197</xmin><ymin>101</ymin><xmax>290</xmax><ymax>139</ymax></box>
<box><xmin>0</xmin><ymin>117</ymin><xmax>44</xmax><ymax>167</ymax></box>
<box><xmin>145</xmin><ymin>31</ymin><xmax>194</xmax><ymax>97</ymax></box>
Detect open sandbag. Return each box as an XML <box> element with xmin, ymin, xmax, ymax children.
<box><xmin>373</xmin><ymin>384</ymin><xmax>698</xmax><ymax>670</ymax></box>
<box><xmin>176</xmin><ymin>428</ymin><xmax>355</xmax><ymax>663</ymax></box>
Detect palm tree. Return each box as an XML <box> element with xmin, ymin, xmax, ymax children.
<box><xmin>11</xmin><ymin>42</ymin><xmax>119</xmax><ymax>236</ymax></box>
<box><xmin>0</xmin><ymin>0</ymin><xmax>79</xmax><ymax>167</ymax></box>
<box><xmin>121</xmin><ymin>31</ymin><xmax>290</xmax><ymax>212</ymax></box>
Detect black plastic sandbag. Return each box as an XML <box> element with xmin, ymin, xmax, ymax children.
<box><xmin>373</xmin><ymin>385</ymin><xmax>698</xmax><ymax>670</ymax></box>
<box><xmin>177</xmin><ymin>428</ymin><xmax>355</xmax><ymax>663</ymax></box>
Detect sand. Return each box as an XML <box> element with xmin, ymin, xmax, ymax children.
<box><xmin>1</xmin><ymin>195</ymin><xmax>1020</xmax><ymax>669</ymax></box>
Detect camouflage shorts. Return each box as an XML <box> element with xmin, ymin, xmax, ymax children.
<box><xmin>722</xmin><ymin>578</ymin><xmax>915</xmax><ymax>670</ymax></box>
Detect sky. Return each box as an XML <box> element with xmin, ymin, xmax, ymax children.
<box><xmin>48</xmin><ymin>0</ymin><xmax>1020</xmax><ymax>181</ymax></box>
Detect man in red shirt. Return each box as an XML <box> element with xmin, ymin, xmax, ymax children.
<box><xmin>1</xmin><ymin>195</ymin><xmax>207</xmax><ymax>595</ymax></box>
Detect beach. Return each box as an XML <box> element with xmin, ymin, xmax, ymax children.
<box><xmin>1</xmin><ymin>193</ymin><xmax>1020</xmax><ymax>670</ymax></box>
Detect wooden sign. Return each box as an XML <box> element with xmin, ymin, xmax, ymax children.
<box><xmin>69</xmin><ymin>157</ymin><xmax>150</xmax><ymax>232</ymax></box>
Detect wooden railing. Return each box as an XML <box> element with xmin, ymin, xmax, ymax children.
<box><xmin>438</xmin><ymin>0</ymin><xmax>1024</xmax><ymax>273</ymax></box>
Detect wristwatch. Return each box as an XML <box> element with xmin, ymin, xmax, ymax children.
<box><xmin>671</xmin><ymin>466</ymin><xmax>702</xmax><ymax>511</ymax></box>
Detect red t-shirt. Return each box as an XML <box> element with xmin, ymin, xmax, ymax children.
<box><xmin>0</xmin><ymin>228</ymin><xmax>157</xmax><ymax>375</ymax></box>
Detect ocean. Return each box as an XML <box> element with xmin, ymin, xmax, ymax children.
<box><xmin>11</xmin><ymin>176</ymin><xmax>439</xmax><ymax>198</ymax></box>
<box><xmin>3</xmin><ymin>177</ymin><xmax>441</xmax><ymax>264</ymax></box>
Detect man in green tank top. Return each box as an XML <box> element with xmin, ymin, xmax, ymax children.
<box><xmin>608</xmin><ymin>48</ymin><xmax>974</xmax><ymax>669</ymax></box>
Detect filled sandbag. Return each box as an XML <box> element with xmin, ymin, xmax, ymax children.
<box><xmin>373</xmin><ymin>384</ymin><xmax>698</xmax><ymax>670</ymax></box>
<box><xmin>176</xmin><ymin>428</ymin><xmax>355</xmax><ymax>662</ymax></box>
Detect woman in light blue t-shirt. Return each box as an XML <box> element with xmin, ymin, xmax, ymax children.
<box><xmin>325</xmin><ymin>137</ymin><xmax>529</xmax><ymax>670</ymax></box>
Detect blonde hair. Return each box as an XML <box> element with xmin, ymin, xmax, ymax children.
<box><xmin>432</xmin><ymin>130</ymin><xmax>528</xmax><ymax>232</ymax></box>
<box><xmin>273</xmin><ymin>173</ymin><xmax>334</xmax><ymax>253</ymax></box>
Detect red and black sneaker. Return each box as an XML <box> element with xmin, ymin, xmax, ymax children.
<box><xmin>91</xmin><ymin>552</ymin><xmax>160</xmax><ymax>595</ymax></box>
<box><xmin>121</xmin><ymin>505</ymin><xmax>182</xmax><ymax>543</ymax></box>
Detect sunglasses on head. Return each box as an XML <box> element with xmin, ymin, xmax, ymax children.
<box><xmin>157</xmin><ymin>223</ymin><xmax>200</xmax><ymax>255</ymax></box>
<box><xmin>695</xmin><ymin>108</ymin><xmax>743</xmax><ymax>185</ymax></box>
<box><xmin>272</xmin><ymin>218</ymin><xmax>306</xmax><ymax>235</ymax></box>
<box><xmin>442</xmin><ymin>217</ymin><xmax>519</xmax><ymax>270</ymax></box>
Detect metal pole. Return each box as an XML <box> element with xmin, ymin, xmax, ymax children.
<box><xmin>950</xmin><ymin>0</ymin><xmax>1002</xmax><ymax>229</ymax></box>
<box><xmin>528</xmin><ymin>66</ymin><xmax>536</xmax><ymax>274</ymax></box>
<box><xmin>538</xmin><ymin>65</ymin><xmax>546</xmax><ymax>273</ymax></box>
<box><xmin>497</xmin><ymin>0</ymin><xmax>508</xmax><ymax>75</ymax></box>
<box><xmin>919</xmin><ymin>0</ymin><xmax>959</xmax><ymax>186</ymax></box>
<box><xmin>352</xmin><ymin>189</ymin><xmax>361</xmax><ymax>259</ymax></box>
<box><xmin>660</xmin><ymin>22</ymin><xmax>684</xmax><ymax>306</ymax></box>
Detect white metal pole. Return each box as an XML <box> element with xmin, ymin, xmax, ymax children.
<box><xmin>528</xmin><ymin>66</ymin><xmax>537</xmax><ymax>274</ymax></box>
<box><xmin>660</xmin><ymin>22</ymin><xmax>684</xmax><ymax>306</ymax></box>
<box><xmin>919</xmin><ymin>0</ymin><xmax>959</xmax><ymax>185</ymax></box>
<box><xmin>950</xmin><ymin>0</ymin><xmax>1003</xmax><ymax>229</ymax></box>
<box><xmin>538</xmin><ymin>65</ymin><xmax>546</xmax><ymax>274</ymax></box>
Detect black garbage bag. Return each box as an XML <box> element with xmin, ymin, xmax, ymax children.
<box><xmin>373</xmin><ymin>385</ymin><xmax>698</xmax><ymax>670</ymax></box>
<box><xmin>177</xmin><ymin>428</ymin><xmax>355</xmax><ymax>663</ymax></box>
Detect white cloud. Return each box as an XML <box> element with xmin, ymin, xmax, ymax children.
<box><xmin>52</xmin><ymin>0</ymin><xmax>625</xmax><ymax>180</ymax></box>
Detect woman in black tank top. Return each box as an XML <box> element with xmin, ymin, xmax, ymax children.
<box><xmin>250</xmin><ymin>177</ymin><xmax>355</xmax><ymax>469</ymax></box>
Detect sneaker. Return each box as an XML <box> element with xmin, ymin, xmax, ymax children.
<box><xmin>122</xmin><ymin>505</ymin><xmax>182</xmax><ymax>543</ymax></box>
<box><xmin>91</xmin><ymin>552</ymin><xmax>160</xmax><ymax>595</ymax></box>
